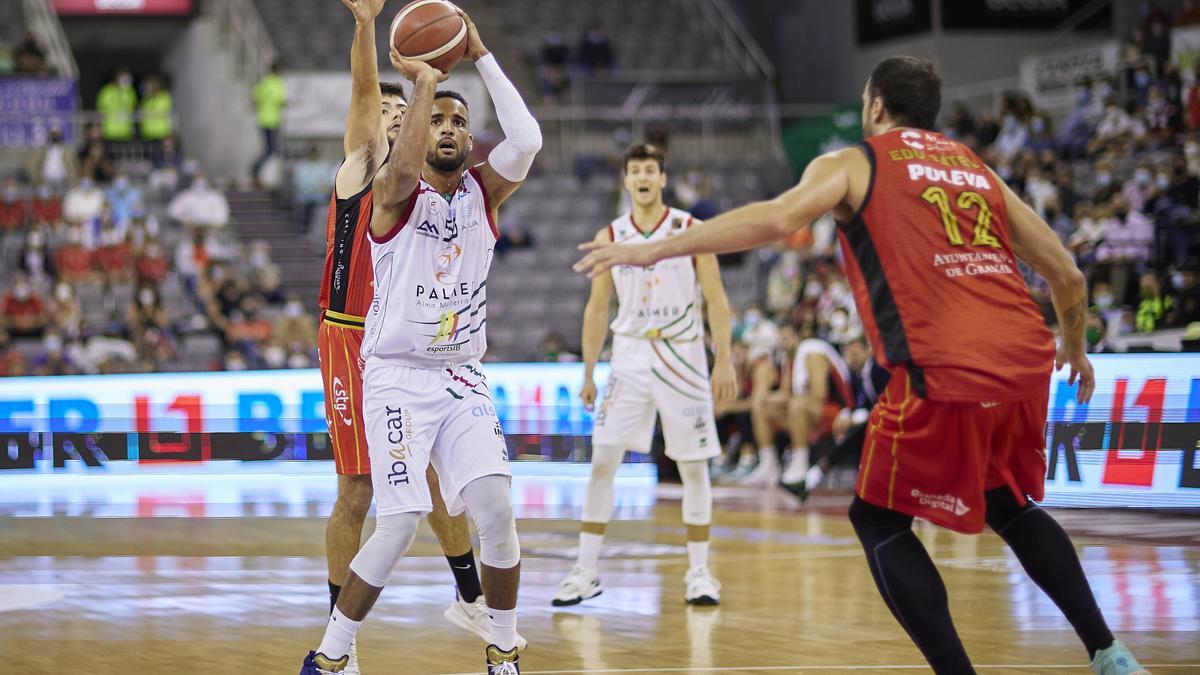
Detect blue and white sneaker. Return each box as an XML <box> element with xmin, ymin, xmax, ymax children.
<box><xmin>299</xmin><ymin>650</ymin><xmax>347</xmax><ymax>674</ymax></box>
<box><xmin>1090</xmin><ymin>641</ymin><xmax>1150</xmax><ymax>675</ymax></box>
<box><xmin>485</xmin><ymin>644</ymin><xmax>520</xmax><ymax>675</ymax></box>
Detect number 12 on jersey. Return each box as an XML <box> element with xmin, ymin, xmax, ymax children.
<box><xmin>921</xmin><ymin>186</ymin><xmax>1001</xmax><ymax>248</ymax></box>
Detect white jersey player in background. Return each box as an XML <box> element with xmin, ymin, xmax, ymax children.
<box><xmin>553</xmin><ymin>143</ymin><xmax>737</xmax><ymax>607</ymax></box>
<box><xmin>299</xmin><ymin>10</ymin><xmax>540</xmax><ymax>675</ymax></box>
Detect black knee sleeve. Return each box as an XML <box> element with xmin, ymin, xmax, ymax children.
<box><xmin>849</xmin><ymin>496</ymin><xmax>914</xmax><ymax>543</ymax></box>
<box><xmin>984</xmin><ymin>486</ymin><xmax>1033</xmax><ymax>533</ymax></box>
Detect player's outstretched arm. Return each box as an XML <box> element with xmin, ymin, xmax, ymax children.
<box><xmin>334</xmin><ymin>0</ymin><xmax>389</xmax><ymax>199</ymax></box>
<box><xmin>574</xmin><ymin>149</ymin><xmax>854</xmax><ymax>278</ymax></box>
<box><xmin>579</xmin><ymin>227</ymin><xmax>615</xmax><ymax>411</ymax></box>
<box><xmin>457</xmin><ymin>10</ymin><xmax>542</xmax><ymax>207</ymax></box>
<box><xmin>996</xmin><ymin>172</ymin><xmax>1095</xmax><ymax>404</ymax></box>
<box><xmin>370</xmin><ymin>51</ymin><xmax>446</xmax><ymax>238</ymax></box>
<box><xmin>695</xmin><ymin>250</ymin><xmax>736</xmax><ymax>404</ymax></box>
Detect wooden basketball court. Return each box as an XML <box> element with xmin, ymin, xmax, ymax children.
<box><xmin>1</xmin><ymin>485</ymin><xmax>1197</xmax><ymax>674</ymax></box>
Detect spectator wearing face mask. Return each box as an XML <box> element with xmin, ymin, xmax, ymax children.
<box><xmin>1122</xmin><ymin>162</ymin><xmax>1155</xmax><ymax>212</ymax></box>
<box><xmin>32</xmin><ymin>184</ymin><xmax>62</xmax><ymax>223</ymax></box>
<box><xmin>128</xmin><ymin>284</ymin><xmax>170</xmax><ymax>339</ymax></box>
<box><xmin>29</xmin><ymin>129</ymin><xmax>77</xmax><ymax>190</ymax></box>
<box><xmin>63</xmin><ymin>178</ymin><xmax>106</xmax><ymax>225</ymax></box>
<box><xmin>167</xmin><ymin>173</ymin><xmax>229</xmax><ymax>228</ymax></box>
<box><xmin>97</xmin><ymin>68</ymin><xmax>138</xmax><ymax>143</ymax></box>
<box><xmin>4</xmin><ymin>275</ymin><xmax>49</xmax><ymax>338</ymax></box>
<box><xmin>285</xmin><ymin>341</ymin><xmax>314</xmax><ymax>369</ymax></box>
<box><xmin>0</xmin><ymin>178</ymin><xmax>27</xmax><ymax>230</ymax></box>
<box><xmin>18</xmin><ymin>226</ymin><xmax>55</xmax><ymax>285</ymax></box>
<box><xmin>1086</xmin><ymin>313</ymin><xmax>1114</xmax><ymax>354</ymax></box>
<box><xmin>107</xmin><ymin>174</ymin><xmax>143</xmax><ymax>226</ymax></box>
<box><xmin>56</xmin><ymin>225</ymin><xmax>96</xmax><ymax>284</ymax></box>
<box><xmin>1096</xmin><ymin>197</ymin><xmax>1154</xmax><ymax>304</ymax></box>
<box><xmin>135</xmin><ymin>238</ymin><xmax>169</xmax><ymax>285</ymax></box>
<box><xmin>49</xmin><ymin>281</ymin><xmax>83</xmax><ymax>340</ymax></box>
<box><xmin>34</xmin><ymin>332</ymin><xmax>78</xmax><ymax>376</ymax></box>
<box><xmin>1168</xmin><ymin>263</ymin><xmax>1200</xmax><ymax>327</ymax></box>
<box><xmin>0</xmin><ymin>329</ymin><xmax>24</xmax><ymax>377</ymax></box>
<box><xmin>1135</xmin><ymin>272</ymin><xmax>1174</xmax><ymax>333</ymax></box>
<box><xmin>272</xmin><ymin>295</ymin><xmax>317</xmax><ymax>350</ymax></box>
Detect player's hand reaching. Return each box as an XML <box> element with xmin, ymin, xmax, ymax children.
<box><xmin>711</xmin><ymin>357</ymin><xmax>737</xmax><ymax>404</ymax></box>
<box><xmin>574</xmin><ymin>240</ymin><xmax>657</xmax><ymax>278</ymax></box>
<box><xmin>580</xmin><ymin>378</ymin><xmax>598</xmax><ymax>411</ymax></box>
<box><xmin>455</xmin><ymin>8</ymin><xmax>489</xmax><ymax>60</ymax></box>
<box><xmin>1055</xmin><ymin>345</ymin><xmax>1095</xmax><ymax>404</ymax></box>
<box><xmin>389</xmin><ymin>46</ymin><xmax>449</xmax><ymax>84</ymax></box>
<box><xmin>341</xmin><ymin>0</ymin><xmax>387</xmax><ymax>25</ymax></box>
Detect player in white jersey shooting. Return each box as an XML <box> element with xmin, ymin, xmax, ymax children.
<box><xmin>299</xmin><ymin>10</ymin><xmax>540</xmax><ymax>675</ymax></box>
<box><xmin>553</xmin><ymin>143</ymin><xmax>737</xmax><ymax>607</ymax></box>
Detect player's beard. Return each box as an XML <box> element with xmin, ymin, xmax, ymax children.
<box><xmin>427</xmin><ymin>147</ymin><xmax>467</xmax><ymax>173</ymax></box>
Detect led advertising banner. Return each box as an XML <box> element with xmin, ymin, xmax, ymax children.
<box><xmin>0</xmin><ymin>357</ymin><xmax>1197</xmax><ymax>508</ymax></box>
<box><xmin>51</xmin><ymin>0</ymin><xmax>193</xmax><ymax>16</ymax></box>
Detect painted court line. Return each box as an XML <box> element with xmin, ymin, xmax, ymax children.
<box><xmin>439</xmin><ymin>665</ymin><xmax>1200</xmax><ymax>674</ymax></box>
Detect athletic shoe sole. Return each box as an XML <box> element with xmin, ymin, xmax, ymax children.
<box><xmin>551</xmin><ymin>587</ymin><xmax>603</xmax><ymax>607</ymax></box>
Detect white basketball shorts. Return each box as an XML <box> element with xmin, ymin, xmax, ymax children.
<box><xmin>592</xmin><ymin>335</ymin><xmax>720</xmax><ymax>462</ymax></box>
<box><xmin>363</xmin><ymin>359</ymin><xmax>512</xmax><ymax>517</ymax></box>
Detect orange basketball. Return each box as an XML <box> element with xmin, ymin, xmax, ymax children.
<box><xmin>389</xmin><ymin>0</ymin><xmax>469</xmax><ymax>74</ymax></box>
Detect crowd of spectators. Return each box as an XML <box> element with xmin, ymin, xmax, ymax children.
<box><xmin>1</xmin><ymin>113</ymin><xmax>315</xmax><ymax>377</ymax></box>
<box><xmin>536</xmin><ymin>23</ymin><xmax>616</xmax><ymax>101</ymax></box>
<box><xmin>0</xmin><ymin>31</ymin><xmax>50</xmax><ymax>77</ymax></box>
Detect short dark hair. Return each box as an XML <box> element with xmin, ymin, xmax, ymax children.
<box><xmin>435</xmin><ymin>90</ymin><xmax>469</xmax><ymax>109</ymax></box>
<box><xmin>867</xmin><ymin>56</ymin><xmax>941</xmax><ymax>130</ymax></box>
<box><xmin>380</xmin><ymin>82</ymin><xmax>406</xmax><ymax>100</ymax></box>
<box><xmin>624</xmin><ymin>143</ymin><xmax>666</xmax><ymax>172</ymax></box>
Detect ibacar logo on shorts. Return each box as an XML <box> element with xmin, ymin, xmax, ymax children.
<box><xmin>332</xmin><ymin>377</ymin><xmax>353</xmax><ymax>426</ymax></box>
<box><xmin>910</xmin><ymin>489</ymin><xmax>970</xmax><ymax>516</ymax></box>
<box><xmin>386</xmin><ymin>405</ymin><xmax>415</xmax><ymax>486</ymax></box>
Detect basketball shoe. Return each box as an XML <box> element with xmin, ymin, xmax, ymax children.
<box><xmin>1090</xmin><ymin>641</ymin><xmax>1151</xmax><ymax>675</ymax></box>
<box><xmin>343</xmin><ymin>639</ymin><xmax>360</xmax><ymax>675</ymax></box>
<box><xmin>486</xmin><ymin>644</ymin><xmax>520</xmax><ymax>675</ymax></box>
<box><xmin>735</xmin><ymin>448</ymin><xmax>779</xmax><ymax>486</ymax></box>
<box><xmin>684</xmin><ymin>565</ymin><xmax>721</xmax><ymax>605</ymax></box>
<box><xmin>444</xmin><ymin>591</ymin><xmax>528</xmax><ymax>650</ymax></box>
<box><xmin>298</xmin><ymin>651</ymin><xmax>347</xmax><ymax>674</ymax></box>
<box><xmin>551</xmin><ymin>564</ymin><xmax>603</xmax><ymax>606</ymax></box>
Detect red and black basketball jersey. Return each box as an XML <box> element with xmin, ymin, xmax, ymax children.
<box><xmin>838</xmin><ymin>128</ymin><xmax>1054</xmax><ymax>402</ymax></box>
<box><xmin>318</xmin><ymin>184</ymin><xmax>376</xmax><ymax>321</ymax></box>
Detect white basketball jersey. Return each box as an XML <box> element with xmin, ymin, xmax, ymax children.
<box><xmin>608</xmin><ymin>207</ymin><xmax>703</xmax><ymax>342</ymax></box>
<box><xmin>792</xmin><ymin>338</ymin><xmax>851</xmax><ymax>398</ymax></box>
<box><xmin>362</xmin><ymin>168</ymin><xmax>496</xmax><ymax>367</ymax></box>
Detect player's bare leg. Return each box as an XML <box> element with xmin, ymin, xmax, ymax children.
<box><xmin>781</xmin><ymin>397</ymin><xmax>820</xmax><ymax>498</ymax></box>
<box><xmin>432</xmin><ymin>466</ymin><xmax>527</xmax><ymax>650</ymax></box>
<box><xmin>740</xmin><ymin>394</ymin><xmax>786</xmax><ymax>485</ymax></box>
<box><xmin>460</xmin><ymin>475</ymin><xmax>523</xmax><ymax>663</ymax></box>
<box><xmin>553</xmin><ymin>444</ymin><xmax>622</xmax><ymax>606</ymax></box>
<box><xmin>679</xmin><ymin>460</ymin><xmax>720</xmax><ymax>605</ymax></box>
<box><xmin>326</xmin><ymin>475</ymin><xmax>373</xmax><ymax>603</ymax></box>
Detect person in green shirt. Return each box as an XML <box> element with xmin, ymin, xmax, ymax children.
<box><xmin>1135</xmin><ymin>271</ymin><xmax>1174</xmax><ymax>333</ymax></box>
<box><xmin>251</xmin><ymin>61</ymin><xmax>287</xmax><ymax>183</ymax></box>
<box><xmin>140</xmin><ymin>75</ymin><xmax>173</xmax><ymax>142</ymax></box>
<box><xmin>97</xmin><ymin>67</ymin><xmax>138</xmax><ymax>143</ymax></box>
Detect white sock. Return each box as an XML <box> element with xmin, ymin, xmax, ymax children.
<box><xmin>487</xmin><ymin>606</ymin><xmax>518</xmax><ymax>652</ymax></box>
<box><xmin>805</xmin><ymin>464</ymin><xmax>825</xmax><ymax>488</ymax></box>
<box><xmin>317</xmin><ymin>607</ymin><xmax>362</xmax><ymax>660</ymax></box>
<box><xmin>577</xmin><ymin>531</ymin><xmax>604</xmax><ymax>569</ymax></box>
<box><xmin>687</xmin><ymin>540</ymin><xmax>709</xmax><ymax>569</ymax></box>
<box><xmin>757</xmin><ymin>446</ymin><xmax>778</xmax><ymax>468</ymax></box>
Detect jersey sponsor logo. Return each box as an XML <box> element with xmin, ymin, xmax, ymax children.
<box><xmin>933</xmin><ymin>251</ymin><xmax>1016</xmax><ymax>279</ymax></box>
<box><xmin>434</xmin><ymin>243</ymin><xmax>464</xmax><ymax>285</ymax></box>
<box><xmin>910</xmin><ymin>488</ymin><xmax>970</xmax><ymax>516</ymax></box>
<box><xmin>898</xmin><ymin>130</ymin><xmax>957</xmax><ymax>153</ymax></box>
<box><xmin>416</xmin><ymin>220</ymin><xmax>440</xmax><ymax>240</ymax></box>
<box><xmin>386</xmin><ymin>405</ymin><xmax>414</xmax><ymax>486</ymax></box>
<box><xmin>431</xmin><ymin>310</ymin><xmax>464</xmax><ymax>344</ymax></box>
<box><xmin>331</xmin><ymin>377</ymin><xmax>353</xmax><ymax>426</ymax></box>
<box><xmin>906</xmin><ymin>164</ymin><xmax>992</xmax><ymax>190</ymax></box>
<box><xmin>472</xmin><ymin>402</ymin><xmax>496</xmax><ymax>417</ymax></box>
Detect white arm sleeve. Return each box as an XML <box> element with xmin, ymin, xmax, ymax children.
<box><xmin>476</xmin><ymin>53</ymin><xmax>542</xmax><ymax>182</ymax></box>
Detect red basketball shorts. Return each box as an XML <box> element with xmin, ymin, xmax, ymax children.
<box><xmin>317</xmin><ymin>312</ymin><xmax>370</xmax><ymax>475</ymax></box>
<box><xmin>855</xmin><ymin>367</ymin><xmax>1049</xmax><ymax>534</ymax></box>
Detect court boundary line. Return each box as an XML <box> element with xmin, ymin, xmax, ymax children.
<box><xmin>437</xmin><ymin>665</ymin><xmax>1200</xmax><ymax>674</ymax></box>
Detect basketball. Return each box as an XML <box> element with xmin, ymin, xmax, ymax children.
<box><xmin>389</xmin><ymin>0</ymin><xmax>469</xmax><ymax>74</ymax></box>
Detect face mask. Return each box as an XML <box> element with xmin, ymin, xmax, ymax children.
<box><xmin>1172</xmin><ymin>272</ymin><xmax>1185</xmax><ymax>289</ymax></box>
<box><xmin>285</xmin><ymin>302</ymin><xmax>302</xmax><ymax>317</ymax></box>
<box><xmin>44</xmin><ymin>335</ymin><xmax>62</xmax><ymax>353</ymax></box>
<box><xmin>287</xmin><ymin>353</ymin><xmax>309</xmax><ymax>369</ymax></box>
<box><xmin>1086</xmin><ymin>327</ymin><xmax>1103</xmax><ymax>346</ymax></box>
<box><xmin>192</xmin><ymin>178</ymin><xmax>208</xmax><ymax>191</ymax></box>
<box><xmin>250</xmin><ymin>251</ymin><xmax>269</xmax><ymax>267</ymax></box>
<box><xmin>56</xmin><ymin>284</ymin><xmax>70</xmax><ymax>302</ymax></box>
<box><xmin>227</xmin><ymin>357</ymin><xmax>247</xmax><ymax>371</ymax></box>
<box><xmin>114</xmin><ymin>176</ymin><xmax>130</xmax><ymax>190</ymax></box>
<box><xmin>1095</xmin><ymin>172</ymin><xmax>1112</xmax><ymax>187</ymax></box>
<box><xmin>28</xmin><ymin>231</ymin><xmax>44</xmax><ymax>248</ymax></box>
<box><xmin>37</xmin><ymin>185</ymin><xmax>51</xmax><ymax>199</ymax></box>
<box><xmin>139</xmin><ymin>290</ymin><xmax>154</xmax><ymax>306</ymax></box>
<box><xmin>3</xmin><ymin>188</ymin><xmax>17</xmax><ymax>200</ymax></box>
<box><xmin>830</xmin><ymin>312</ymin><xmax>849</xmax><ymax>331</ymax></box>
<box><xmin>1157</xmin><ymin>174</ymin><xmax>1171</xmax><ymax>189</ymax></box>
<box><xmin>146</xmin><ymin>245</ymin><xmax>162</xmax><ymax>257</ymax></box>
<box><xmin>1135</xmin><ymin>72</ymin><xmax>1150</xmax><ymax>88</ymax></box>
<box><xmin>743</xmin><ymin>309</ymin><xmax>761</xmax><ymax>328</ymax></box>
<box><xmin>1031</xmin><ymin>118</ymin><xmax>1046</xmax><ymax>133</ymax></box>
<box><xmin>210</xmin><ymin>266</ymin><xmax>225</xmax><ymax>282</ymax></box>
<box><xmin>14</xmin><ymin>285</ymin><xmax>30</xmax><ymax>300</ymax></box>
<box><xmin>78</xmin><ymin>178</ymin><xmax>93</xmax><ymax>190</ymax></box>
<box><xmin>1135</xmin><ymin>169</ymin><xmax>1152</xmax><ymax>186</ymax></box>
<box><xmin>1095</xmin><ymin>293</ymin><xmax>1114</xmax><ymax>309</ymax></box>
<box><xmin>118</xmin><ymin>74</ymin><xmax>133</xmax><ymax>87</ymax></box>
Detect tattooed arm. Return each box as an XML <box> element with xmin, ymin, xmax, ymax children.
<box><xmin>997</xmin><ymin>171</ymin><xmax>1095</xmax><ymax>403</ymax></box>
